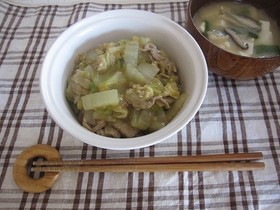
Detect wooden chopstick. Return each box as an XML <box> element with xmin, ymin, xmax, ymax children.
<box><xmin>31</xmin><ymin>152</ymin><xmax>265</xmax><ymax>172</ymax></box>
<box><xmin>33</xmin><ymin>152</ymin><xmax>263</xmax><ymax>166</ymax></box>
<box><xmin>32</xmin><ymin>162</ymin><xmax>265</xmax><ymax>172</ymax></box>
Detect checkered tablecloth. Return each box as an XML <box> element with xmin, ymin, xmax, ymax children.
<box><xmin>0</xmin><ymin>0</ymin><xmax>279</xmax><ymax>209</ymax></box>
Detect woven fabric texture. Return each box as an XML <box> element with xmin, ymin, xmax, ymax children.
<box><xmin>0</xmin><ymin>1</ymin><xmax>279</xmax><ymax>209</ymax></box>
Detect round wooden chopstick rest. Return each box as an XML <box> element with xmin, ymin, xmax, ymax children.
<box><xmin>13</xmin><ymin>144</ymin><xmax>61</xmax><ymax>193</ymax></box>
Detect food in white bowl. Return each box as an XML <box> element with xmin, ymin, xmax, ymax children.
<box><xmin>66</xmin><ymin>36</ymin><xmax>187</xmax><ymax>138</ymax></box>
<box><xmin>40</xmin><ymin>9</ymin><xmax>208</xmax><ymax>150</ymax></box>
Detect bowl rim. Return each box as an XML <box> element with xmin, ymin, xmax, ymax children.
<box><xmin>40</xmin><ymin>9</ymin><xmax>208</xmax><ymax>150</ymax></box>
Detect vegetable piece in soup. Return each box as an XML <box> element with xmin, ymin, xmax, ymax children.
<box><xmin>65</xmin><ymin>36</ymin><xmax>186</xmax><ymax>138</ymax></box>
<box><xmin>193</xmin><ymin>1</ymin><xmax>280</xmax><ymax>57</ymax></box>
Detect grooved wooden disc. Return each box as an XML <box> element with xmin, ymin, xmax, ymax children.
<box><xmin>13</xmin><ymin>144</ymin><xmax>61</xmax><ymax>193</ymax></box>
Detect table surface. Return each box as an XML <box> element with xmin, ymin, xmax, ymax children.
<box><xmin>0</xmin><ymin>1</ymin><xmax>280</xmax><ymax>209</ymax></box>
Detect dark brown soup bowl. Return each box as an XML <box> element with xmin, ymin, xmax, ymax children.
<box><xmin>187</xmin><ymin>0</ymin><xmax>280</xmax><ymax>80</ymax></box>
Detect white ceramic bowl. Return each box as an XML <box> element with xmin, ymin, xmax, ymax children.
<box><xmin>41</xmin><ymin>9</ymin><xmax>208</xmax><ymax>150</ymax></box>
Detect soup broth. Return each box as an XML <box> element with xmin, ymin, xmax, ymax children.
<box><xmin>193</xmin><ymin>1</ymin><xmax>280</xmax><ymax>57</ymax></box>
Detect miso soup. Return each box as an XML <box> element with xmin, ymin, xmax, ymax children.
<box><xmin>193</xmin><ymin>1</ymin><xmax>280</xmax><ymax>57</ymax></box>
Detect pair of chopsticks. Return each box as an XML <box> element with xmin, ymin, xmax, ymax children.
<box><xmin>31</xmin><ymin>152</ymin><xmax>265</xmax><ymax>172</ymax></box>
